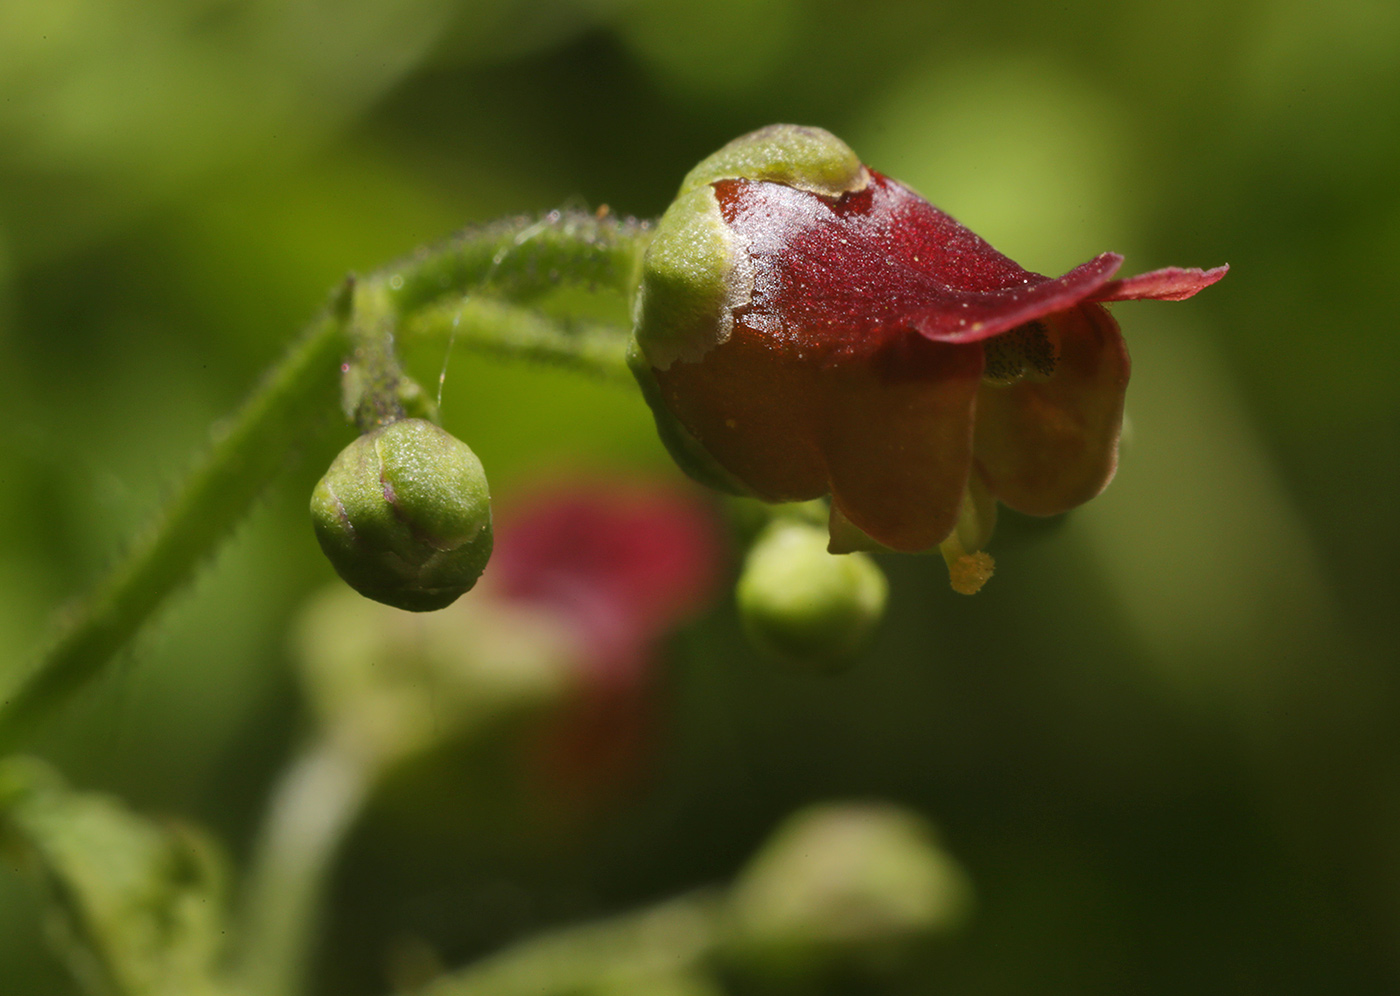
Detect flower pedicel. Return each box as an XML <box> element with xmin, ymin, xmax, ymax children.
<box><xmin>630</xmin><ymin>125</ymin><xmax>1227</xmax><ymax>593</ymax></box>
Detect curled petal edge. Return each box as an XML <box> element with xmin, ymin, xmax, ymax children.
<box><xmin>907</xmin><ymin>253</ymin><xmax>1122</xmax><ymax>345</ymax></box>
<box><xmin>1091</xmin><ymin>264</ymin><xmax>1230</xmax><ymax>303</ymax></box>
<box><xmin>906</xmin><ymin>259</ymin><xmax>1228</xmax><ymax>346</ymax></box>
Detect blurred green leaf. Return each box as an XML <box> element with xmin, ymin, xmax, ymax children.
<box><xmin>412</xmin><ymin>892</ymin><xmax>721</xmax><ymax>996</ymax></box>
<box><xmin>0</xmin><ymin>757</ymin><xmax>230</xmax><ymax>996</ymax></box>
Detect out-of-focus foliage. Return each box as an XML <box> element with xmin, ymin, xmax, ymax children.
<box><xmin>413</xmin><ymin>801</ymin><xmax>970</xmax><ymax>996</ymax></box>
<box><xmin>0</xmin><ymin>757</ymin><xmax>228</xmax><ymax>996</ymax></box>
<box><xmin>1</xmin><ymin>0</ymin><xmax>1397</xmax><ymax>994</ymax></box>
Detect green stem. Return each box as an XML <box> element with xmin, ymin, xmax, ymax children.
<box><xmin>343</xmin><ymin>279</ymin><xmax>413</xmax><ymax>431</ymax></box>
<box><xmin>401</xmin><ymin>297</ymin><xmax>632</xmax><ymax>381</ymax></box>
<box><xmin>384</xmin><ymin>209</ymin><xmax>653</xmax><ymax>315</ymax></box>
<box><xmin>2</xmin><ymin>210</ymin><xmax>655</xmax><ymax>749</ymax></box>
<box><xmin>234</xmin><ymin>738</ymin><xmax>373</xmax><ymax>996</ymax></box>
<box><xmin>0</xmin><ymin>289</ymin><xmax>353</xmax><ymax>750</ymax></box>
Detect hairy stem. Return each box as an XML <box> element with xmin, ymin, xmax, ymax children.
<box><xmin>0</xmin><ymin>290</ymin><xmax>353</xmax><ymax>750</ymax></box>
<box><xmin>384</xmin><ymin>209</ymin><xmax>653</xmax><ymax>315</ymax></box>
<box><xmin>3</xmin><ymin>209</ymin><xmax>655</xmax><ymax>748</ymax></box>
<box><xmin>344</xmin><ymin>279</ymin><xmax>413</xmax><ymax>431</ymax></box>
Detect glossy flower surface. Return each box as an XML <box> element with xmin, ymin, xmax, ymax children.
<box><xmin>632</xmin><ymin>125</ymin><xmax>1227</xmax><ymax>558</ymax></box>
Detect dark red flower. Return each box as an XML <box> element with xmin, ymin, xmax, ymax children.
<box><xmin>631</xmin><ymin>125</ymin><xmax>1226</xmax><ymax>589</ymax></box>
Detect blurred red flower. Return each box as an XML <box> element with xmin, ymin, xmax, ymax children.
<box><xmin>488</xmin><ymin>480</ymin><xmax>722</xmax><ymax>808</ymax></box>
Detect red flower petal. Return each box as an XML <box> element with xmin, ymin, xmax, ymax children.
<box><xmin>906</xmin><ymin>254</ymin><xmax>1122</xmax><ymax>343</ymax></box>
<box><xmin>655</xmin><ymin>321</ymin><xmax>985</xmax><ymax>553</ymax></box>
<box><xmin>1091</xmin><ymin>264</ymin><xmax>1230</xmax><ymax>303</ymax></box>
<box><xmin>820</xmin><ymin>335</ymin><xmax>984</xmax><ymax>552</ymax></box>
<box><xmin>714</xmin><ymin>173</ymin><xmax>1134</xmax><ymax>351</ymax></box>
<box><xmin>973</xmin><ymin>304</ymin><xmax>1131</xmax><ymax>516</ymax></box>
<box><xmin>654</xmin><ymin>332</ymin><xmax>832</xmax><ymax>504</ymax></box>
<box><xmin>714</xmin><ymin>173</ymin><xmax>1227</xmax><ymax>351</ymax></box>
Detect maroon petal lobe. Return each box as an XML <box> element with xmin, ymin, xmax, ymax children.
<box><xmin>654</xmin><ymin>331</ymin><xmax>832</xmax><ymax>505</ymax></box>
<box><xmin>820</xmin><ymin>334</ymin><xmax>984</xmax><ymax>552</ymax></box>
<box><xmin>974</xmin><ymin>304</ymin><xmax>1130</xmax><ymax>516</ymax></box>
<box><xmin>1092</xmin><ymin>264</ymin><xmax>1229</xmax><ymax>303</ymax></box>
<box><xmin>655</xmin><ymin>321</ymin><xmax>984</xmax><ymax>553</ymax></box>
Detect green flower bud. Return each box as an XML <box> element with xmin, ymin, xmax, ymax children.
<box><xmin>735</xmin><ymin>520</ymin><xmax>887</xmax><ymax>670</ymax></box>
<box><xmin>310</xmin><ymin>418</ymin><xmax>492</xmax><ymax>612</ymax></box>
<box><xmin>722</xmin><ymin>803</ymin><xmax>972</xmax><ymax>983</ymax></box>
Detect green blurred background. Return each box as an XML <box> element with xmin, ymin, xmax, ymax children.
<box><xmin>2</xmin><ymin>0</ymin><xmax>1398</xmax><ymax>992</ymax></box>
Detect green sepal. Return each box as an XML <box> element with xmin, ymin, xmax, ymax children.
<box><xmin>310</xmin><ymin>418</ymin><xmax>493</xmax><ymax>612</ymax></box>
<box><xmin>678</xmin><ymin>124</ymin><xmax>868</xmax><ymax>198</ymax></box>
<box><xmin>631</xmin><ymin>184</ymin><xmax>749</xmax><ymax>369</ymax></box>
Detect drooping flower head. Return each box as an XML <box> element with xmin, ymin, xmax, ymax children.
<box><xmin>310</xmin><ymin>418</ymin><xmax>493</xmax><ymax>611</ymax></box>
<box><xmin>631</xmin><ymin>125</ymin><xmax>1226</xmax><ymax>591</ymax></box>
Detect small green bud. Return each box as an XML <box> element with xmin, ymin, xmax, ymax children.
<box><xmin>735</xmin><ymin>520</ymin><xmax>887</xmax><ymax>670</ymax></box>
<box><xmin>310</xmin><ymin>418</ymin><xmax>492</xmax><ymax>612</ymax></box>
<box><xmin>723</xmin><ymin>803</ymin><xmax>972</xmax><ymax>983</ymax></box>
